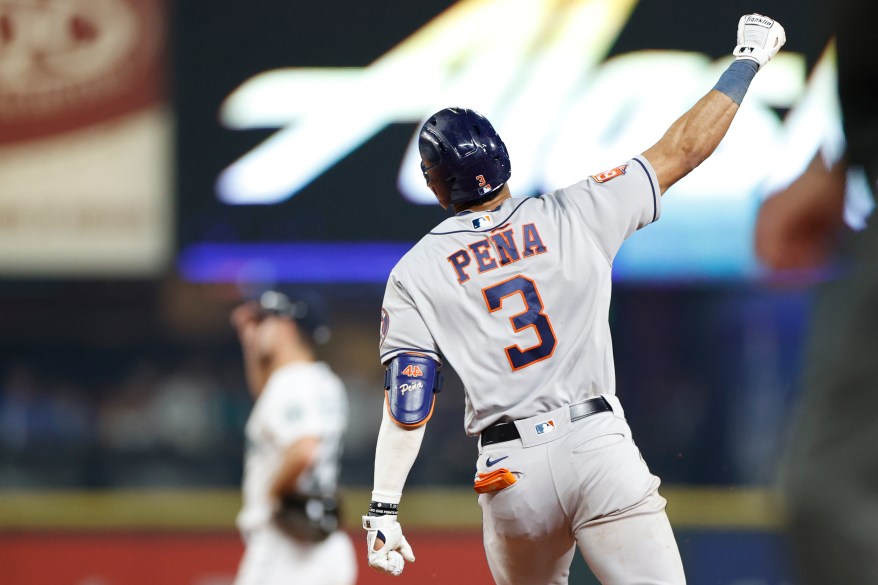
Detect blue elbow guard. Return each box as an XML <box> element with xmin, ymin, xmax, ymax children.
<box><xmin>384</xmin><ymin>353</ymin><xmax>443</xmax><ymax>428</ymax></box>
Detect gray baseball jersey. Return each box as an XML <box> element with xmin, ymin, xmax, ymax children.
<box><xmin>379</xmin><ymin>155</ymin><xmax>660</xmax><ymax>436</ymax></box>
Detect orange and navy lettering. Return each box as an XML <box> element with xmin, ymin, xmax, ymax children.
<box><xmin>469</xmin><ymin>240</ymin><xmax>498</xmax><ymax>273</ymax></box>
<box><xmin>521</xmin><ymin>223</ymin><xmax>547</xmax><ymax>257</ymax></box>
<box><xmin>447</xmin><ymin>222</ymin><xmax>547</xmax><ymax>284</ymax></box>
<box><xmin>490</xmin><ymin>229</ymin><xmax>520</xmax><ymax>266</ymax></box>
<box><xmin>482</xmin><ymin>275</ymin><xmax>557</xmax><ymax>370</ymax></box>
<box><xmin>401</xmin><ymin>364</ymin><xmax>424</xmax><ymax>377</ymax></box>
<box><xmin>447</xmin><ymin>250</ymin><xmax>472</xmax><ymax>284</ymax></box>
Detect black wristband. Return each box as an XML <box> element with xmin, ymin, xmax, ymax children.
<box><xmin>368</xmin><ymin>501</ymin><xmax>399</xmax><ymax>516</ymax></box>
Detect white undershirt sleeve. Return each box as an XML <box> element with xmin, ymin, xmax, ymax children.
<box><xmin>371</xmin><ymin>398</ymin><xmax>427</xmax><ymax>505</ymax></box>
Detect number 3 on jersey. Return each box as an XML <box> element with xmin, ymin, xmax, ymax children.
<box><xmin>482</xmin><ymin>275</ymin><xmax>557</xmax><ymax>371</ymax></box>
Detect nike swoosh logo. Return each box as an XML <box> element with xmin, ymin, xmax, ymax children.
<box><xmin>486</xmin><ymin>456</ymin><xmax>509</xmax><ymax>467</ymax></box>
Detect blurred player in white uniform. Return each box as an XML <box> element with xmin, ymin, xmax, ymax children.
<box><xmin>361</xmin><ymin>14</ymin><xmax>786</xmax><ymax>585</ymax></box>
<box><xmin>231</xmin><ymin>290</ymin><xmax>356</xmax><ymax>585</ymax></box>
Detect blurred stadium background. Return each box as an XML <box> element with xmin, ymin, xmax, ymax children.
<box><xmin>0</xmin><ymin>0</ymin><xmax>845</xmax><ymax>583</ymax></box>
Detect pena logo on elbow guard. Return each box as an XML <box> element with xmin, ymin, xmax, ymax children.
<box><xmin>385</xmin><ymin>353</ymin><xmax>443</xmax><ymax>427</ymax></box>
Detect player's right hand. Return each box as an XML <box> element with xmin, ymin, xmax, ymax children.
<box><xmin>734</xmin><ymin>13</ymin><xmax>786</xmax><ymax>69</ymax></box>
<box><xmin>362</xmin><ymin>514</ymin><xmax>415</xmax><ymax>576</ymax></box>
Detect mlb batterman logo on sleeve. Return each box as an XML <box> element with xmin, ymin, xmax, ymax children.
<box><xmin>380</xmin><ymin>308</ymin><xmax>390</xmax><ymax>345</ymax></box>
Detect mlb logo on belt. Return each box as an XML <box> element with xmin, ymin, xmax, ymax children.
<box><xmin>534</xmin><ymin>419</ymin><xmax>556</xmax><ymax>435</ymax></box>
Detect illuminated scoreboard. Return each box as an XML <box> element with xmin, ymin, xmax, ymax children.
<box><xmin>173</xmin><ymin>0</ymin><xmax>835</xmax><ymax>284</ymax></box>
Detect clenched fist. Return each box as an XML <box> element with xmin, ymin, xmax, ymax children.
<box><xmin>734</xmin><ymin>13</ymin><xmax>786</xmax><ymax>69</ymax></box>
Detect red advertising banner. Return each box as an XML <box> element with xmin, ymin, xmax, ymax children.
<box><xmin>0</xmin><ymin>0</ymin><xmax>171</xmax><ymax>277</ymax></box>
<box><xmin>0</xmin><ymin>0</ymin><xmax>165</xmax><ymax>145</ymax></box>
<box><xmin>0</xmin><ymin>530</ymin><xmax>493</xmax><ymax>585</ymax></box>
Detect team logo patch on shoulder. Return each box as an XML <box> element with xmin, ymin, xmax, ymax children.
<box><xmin>472</xmin><ymin>214</ymin><xmax>493</xmax><ymax>229</ymax></box>
<box><xmin>534</xmin><ymin>419</ymin><xmax>556</xmax><ymax>435</ymax></box>
<box><xmin>380</xmin><ymin>308</ymin><xmax>389</xmax><ymax>345</ymax></box>
<box><xmin>591</xmin><ymin>164</ymin><xmax>628</xmax><ymax>183</ymax></box>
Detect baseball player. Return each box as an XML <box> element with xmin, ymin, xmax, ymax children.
<box><xmin>362</xmin><ymin>13</ymin><xmax>786</xmax><ymax>585</ymax></box>
<box><xmin>231</xmin><ymin>290</ymin><xmax>357</xmax><ymax>585</ymax></box>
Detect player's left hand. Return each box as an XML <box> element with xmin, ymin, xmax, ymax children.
<box><xmin>734</xmin><ymin>13</ymin><xmax>786</xmax><ymax>69</ymax></box>
<box><xmin>362</xmin><ymin>515</ymin><xmax>415</xmax><ymax>576</ymax></box>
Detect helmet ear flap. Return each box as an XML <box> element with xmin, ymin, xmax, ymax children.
<box><xmin>420</xmin><ymin>159</ymin><xmax>452</xmax><ymax>209</ymax></box>
<box><xmin>417</xmin><ymin>107</ymin><xmax>511</xmax><ymax>208</ymax></box>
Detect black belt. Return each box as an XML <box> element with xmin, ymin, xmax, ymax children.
<box><xmin>480</xmin><ymin>396</ymin><xmax>612</xmax><ymax>446</ymax></box>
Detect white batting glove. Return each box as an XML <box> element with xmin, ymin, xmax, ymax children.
<box><xmin>362</xmin><ymin>514</ymin><xmax>415</xmax><ymax>576</ymax></box>
<box><xmin>734</xmin><ymin>13</ymin><xmax>786</xmax><ymax>69</ymax></box>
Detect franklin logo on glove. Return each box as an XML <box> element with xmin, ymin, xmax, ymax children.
<box><xmin>745</xmin><ymin>15</ymin><xmax>774</xmax><ymax>26</ymax></box>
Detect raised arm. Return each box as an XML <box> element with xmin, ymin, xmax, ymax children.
<box><xmin>230</xmin><ymin>300</ymin><xmax>271</xmax><ymax>397</ymax></box>
<box><xmin>643</xmin><ymin>14</ymin><xmax>786</xmax><ymax>195</ymax></box>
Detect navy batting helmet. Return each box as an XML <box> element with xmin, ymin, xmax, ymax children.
<box><xmin>257</xmin><ymin>289</ymin><xmax>331</xmax><ymax>345</ymax></box>
<box><xmin>418</xmin><ymin>107</ymin><xmax>511</xmax><ymax>208</ymax></box>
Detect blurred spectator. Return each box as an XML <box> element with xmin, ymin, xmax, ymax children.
<box><xmin>0</xmin><ymin>364</ymin><xmax>92</xmax><ymax>449</ymax></box>
<box><xmin>755</xmin><ymin>0</ymin><xmax>878</xmax><ymax>582</ymax></box>
<box><xmin>97</xmin><ymin>361</ymin><xmax>163</xmax><ymax>452</ymax></box>
<box><xmin>46</xmin><ymin>381</ymin><xmax>93</xmax><ymax>445</ymax></box>
<box><xmin>148</xmin><ymin>358</ymin><xmax>225</xmax><ymax>455</ymax></box>
<box><xmin>0</xmin><ymin>364</ymin><xmax>41</xmax><ymax>450</ymax></box>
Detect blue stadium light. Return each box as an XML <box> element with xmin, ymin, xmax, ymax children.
<box><xmin>177</xmin><ymin>242</ymin><xmax>413</xmax><ymax>283</ymax></box>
